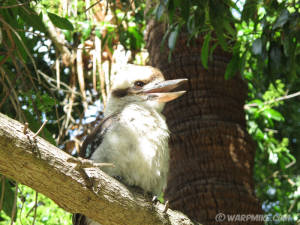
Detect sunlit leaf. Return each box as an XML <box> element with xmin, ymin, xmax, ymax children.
<box><xmin>168</xmin><ymin>24</ymin><xmax>179</xmax><ymax>51</ymax></box>
<box><xmin>242</xmin><ymin>0</ymin><xmax>259</xmax><ymax>22</ymax></box>
<box><xmin>225</xmin><ymin>54</ymin><xmax>239</xmax><ymax>80</ymax></box>
<box><xmin>155</xmin><ymin>3</ymin><xmax>165</xmax><ymax>20</ymax></box>
<box><xmin>252</xmin><ymin>38</ymin><xmax>262</xmax><ymax>55</ymax></box>
<box><xmin>262</xmin><ymin>108</ymin><xmax>284</xmax><ymax>121</ymax></box>
<box><xmin>201</xmin><ymin>33</ymin><xmax>211</xmax><ymax>69</ymax></box>
<box><xmin>48</xmin><ymin>12</ymin><xmax>74</xmax><ymax>31</ymax></box>
<box><xmin>180</xmin><ymin>0</ymin><xmax>190</xmax><ymax>22</ymax></box>
<box><xmin>18</xmin><ymin>8</ymin><xmax>47</xmax><ymax>33</ymax></box>
<box><xmin>273</xmin><ymin>9</ymin><xmax>289</xmax><ymax>30</ymax></box>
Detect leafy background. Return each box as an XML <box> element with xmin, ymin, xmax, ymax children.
<box><xmin>0</xmin><ymin>0</ymin><xmax>299</xmax><ymax>224</ymax></box>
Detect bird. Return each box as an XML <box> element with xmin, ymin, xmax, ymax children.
<box><xmin>73</xmin><ymin>64</ymin><xmax>187</xmax><ymax>225</ymax></box>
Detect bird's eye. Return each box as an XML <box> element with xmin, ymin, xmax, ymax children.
<box><xmin>134</xmin><ymin>81</ymin><xmax>145</xmax><ymax>87</ymax></box>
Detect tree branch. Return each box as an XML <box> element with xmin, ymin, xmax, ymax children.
<box><xmin>244</xmin><ymin>91</ymin><xmax>300</xmax><ymax>109</ymax></box>
<box><xmin>0</xmin><ymin>113</ymin><xmax>196</xmax><ymax>225</ymax></box>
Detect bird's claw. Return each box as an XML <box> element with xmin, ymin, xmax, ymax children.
<box><xmin>163</xmin><ymin>200</ymin><xmax>169</xmax><ymax>213</ymax></box>
<box><xmin>152</xmin><ymin>195</ymin><xmax>158</xmax><ymax>204</ymax></box>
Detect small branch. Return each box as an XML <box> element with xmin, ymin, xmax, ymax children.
<box><xmin>0</xmin><ymin>113</ymin><xmax>196</xmax><ymax>225</ymax></box>
<box><xmin>32</xmin><ymin>192</ymin><xmax>38</xmax><ymax>225</ymax></box>
<box><xmin>10</xmin><ymin>182</ymin><xmax>18</xmax><ymax>225</ymax></box>
<box><xmin>244</xmin><ymin>91</ymin><xmax>300</xmax><ymax>109</ymax></box>
<box><xmin>85</xmin><ymin>0</ymin><xmax>102</xmax><ymax>12</ymax></box>
<box><xmin>32</xmin><ymin>120</ymin><xmax>48</xmax><ymax>139</ymax></box>
<box><xmin>0</xmin><ymin>15</ymin><xmax>40</xmax><ymax>83</ymax></box>
<box><xmin>23</xmin><ymin>122</ymin><xmax>29</xmax><ymax>134</ymax></box>
<box><xmin>0</xmin><ymin>2</ymin><xmax>28</xmax><ymax>9</ymax></box>
<box><xmin>0</xmin><ymin>175</ymin><xmax>5</xmax><ymax>212</ymax></box>
<box><xmin>163</xmin><ymin>200</ymin><xmax>169</xmax><ymax>213</ymax></box>
<box><xmin>67</xmin><ymin>157</ymin><xmax>115</xmax><ymax>169</ymax></box>
<box><xmin>46</xmin><ymin>19</ymin><xmax>71</xmax><ymax>67</ymax></box>
<box><xmin>38</xmin><ymin>70</ymin><xmax>82</xmax><ymax>97</ymax></box>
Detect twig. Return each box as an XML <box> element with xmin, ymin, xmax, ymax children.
<box><xmin>46</xmin><ymin>18</ymin><xmax>71</xmax><ymax>66</ymax></box>
<box><xmin>95</xmin><ymin>36</ymin><xmax>107</xmax><ymax>107</ymax></box>
<box><xmin>85</xmin><ymin>0</ymin><xmax>102</xmax><ymax>12</ymax></box>
<box><xmin>67</xmin><ymin>157</ymin><xmax>114</xmax><ymax>188</ymax></box>
<box><xmin>0</xmin><ymin>53</ymin><xmax>10</xmax><ymax>67</ymax></box>
<box><xmin>32</xmin><ymin>120</ymin><xmax>48</xmax><ymax>139</ymax></box>
<box><xmin>0</xmin><ymin>2</ymin><xmax>28</xmax><ymax>9</ymax></box>
<box><xmin>10</xmin><ymin>182</ymin><xmax>18</xmax><ymax>225</ymax></box>
<box><xmin>0</xmin><ymin>68</ymin><xmax>24</xmax><ymax>121</ymax></box>
<box><xmin>67</xmin><ymin>157</ymin><xmax>115</xmax><ymax>169</ymax></box>
<box><xmin>56</xmin><ymin>58</ymin><xmax>60</xmax><ymax>89</ymax></box>
<box><xmin>32</xmin><ymin>192</ymin><xmax>38</xmax><ymax>225</ymax></box>
<box><xmin>38</xmin><ymin>70</ymin><xmax>82</xmax><ymax>96</ymax></box>
<box><xmin>18</xmin><ymin>188</ymin><xmax>26</xmax><ymax>225</ymax></box>
<box><xmin>244</xmin><ymin>91</ymin><xmax>300</xmax><ymax>109</ymax></box>
<box><xmin>0</xmin><ymin>15</ymin><xmax>40</xmax><ymax>84</ymax></box>
<box><xmin>23</xmin><ymin>122</ymin><xmax>29</xmax><ymax>134</ymax></box>
<box><xmin>163</xmin><ymin>200</ymin><xmax>169</xmax><ymax>213</ymax></box>
<box><xmin>256</xmin><ymin>158</ymin><xmax>296</xmax><ymax>188</ymax></box>
<box><xmin>0</xmin><ymin>82</ymin><xmax>10</xmax><ymax>109</ymax></box>
<box><xmin>0</xmin><ymin>175</ymin><xmax>5</xmax><ymax>212</ymax></box>
<box><xmin>288</xmin><ymin>197</ymin><xmax>299</xmax><ymax>213</ymax></box>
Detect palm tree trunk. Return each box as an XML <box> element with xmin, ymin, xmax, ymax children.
<box><xmin>146</xmin><ymin>21</ymin><xmax>263</xmax><ymax>225</ymax></box>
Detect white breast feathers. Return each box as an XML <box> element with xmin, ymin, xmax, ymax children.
<box><xmin>90</xmin><ymin>103</ymin><xmax>170</xmax><ymax>195</ymax></box>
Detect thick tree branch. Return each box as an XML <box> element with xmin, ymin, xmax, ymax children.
<box><xmin>47</xmin><ymin>21</ymin><xmax>72</xmax><ymax>66</ymax></box>
<box><xmin>0</xmin><ymin>113</ymin><xmax>196</xmax><ymax>225</ymax></box>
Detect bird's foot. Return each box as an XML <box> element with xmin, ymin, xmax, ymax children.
<box><xmin>68</xmin><ymin>157</ymin><xmax>94</xmax><ymax>188</ymax></box>
<box><xmin>152</xmin><ymin>196</ymin><xmax>169</xmax><ymax>213</ymax></box>
<box><xmin>163</xmin><ymin>200</ymin><xmax>169</xmax><ymax>213</ymax></box>
<box><xmin>152</xmin><ymin>195</ymin><xmax>159</xmax><ymax>204</ymax></box>
<box><xmin>113</xmin><ymin>175</ymin><xmax>124</xmax><ymax>182</ymax></box>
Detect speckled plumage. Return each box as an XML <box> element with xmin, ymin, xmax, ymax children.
<box><xmin>91</xmin><ymin>102</ymin><xmax>170</xmax><ymax>194</ymax></box>
<box><xmin>73</xmin><ymin>65</ymin><xmax>173</xmax><ymax>225</ymax></box>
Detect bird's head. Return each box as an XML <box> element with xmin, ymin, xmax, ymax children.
<box><xmin>105</xmin><ymin>65</ymin><xmax>187</xmax><ymax>116</ymax></box>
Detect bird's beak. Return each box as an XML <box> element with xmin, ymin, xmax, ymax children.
<box><xmin>142</xmin><ymin>79</ymin><xmax>188</xmax><ymax>102</ymax></box>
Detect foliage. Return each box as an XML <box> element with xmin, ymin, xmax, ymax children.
<box><xmin>0</xmin><ymin>0</ymin><xmax>299</xmax><ymax>224</ymax></box>
<box><xmin>0</xmin><ymin>184</ymin><xmax>71</xmax><ymax>225</ymax></box>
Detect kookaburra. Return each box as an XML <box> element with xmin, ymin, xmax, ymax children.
<box><xmin>73</xmin><ymin>65</ymin><xmax>187</xmax><ymax>225</ymax></box>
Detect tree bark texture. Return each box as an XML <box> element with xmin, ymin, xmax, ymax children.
<box><xmin>0</xmin><ymin>113</ymin><xmax>196</xmax><ymax>225</ymax></box>
<box><xmin>146</xmin><ymin>20</ymin><xmax>263</xmax><ymax>225</ymax></box>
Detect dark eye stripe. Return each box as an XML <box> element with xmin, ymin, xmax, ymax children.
<box><xmin>112</xmin><ymin>88</ymin><xmax>129</xmax><ymax>97</ymax></box>
<box><xmin>134</xmin><ymin>81</ymin><xmax>146</xmax><ymax>87</ymax></box>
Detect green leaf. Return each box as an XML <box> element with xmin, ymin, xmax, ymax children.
<box><xmin>168</xmin><ymin>24</ymin><xmax>179</xmax><ymax>51</ymax></box>
<box><xmin>0</xmin><ymin>178</ymin><xmax>16</xmax><ymax>219</ymax></box>
<box><xmin>241</xmin><ymin>0</ymin><xmax>259</xmax><ymax>23</ymax></box>
<box><xmin>82</xmin><ymin>23</ymin><xmax>92</xmax><ymax>41</ymax></box>
<box><xmin>201</xmin><ymin>33</ymin><xmax>211</xmax><ymax>69</ymax></box>
<box><xmin>209</xmin><ymin>42</ymin><xmax>218</xmax><ymax>58</ymax></box>
<box><xmin>262</xmin><ymin>108</ymin><xmax>284</xmax><ymax>121</ymax></box>
<box><xmin>239</xmin><ymin>51</ymin><xmax>247</xmax><ymax>76</ymax></box>
<box><xmin>225</xmin><ymin>54</ymin><xmax>239</xmax><ymax>80</ymax></box>
<box><xmin>167</xmin><ymin>0</ymin><xmax>175</xmax><ymax>24</ymax></box>
<box><xmin>155</xmin><ymin>3</ymin><xmax>165</xmax><ymax>20</ymax></box>
<box><xmin>270</xmin><ymin>46</ymin><xmax>282</xmax><ymax>66</ymax></box>
<box><xmin>215</xmin><ymin>26</ymin><xmax>228</xmax><ymax>50</ymax></box>
<box><xmin>48</xmin><ymin>12</ymin><xmax>74</xmax><ymax>31</ymax></box>
<box><xmin>223</xmin><ymin>20</ymin><xmax>236</xmax><ymax>36</ymax></box>
<box><xmin>18</xmin><ymin>8</ymin><xmax>47</xmax><ymax>33</ymax></box>
<box><xmin>273</xmin><ymin>9</ymin><xmax>289</xmax><ymax>30</ymax></box>
<box><xmin>252</xmin><ymin>38</ymin><xmax>262</xmax><ymax>55</ymax></box>
<box><xmin>180</xmin><ymin>0</ymin><xmax>190</xmax><ymax>22</ymax></box>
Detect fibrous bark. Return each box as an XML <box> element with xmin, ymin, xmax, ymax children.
<box><xmin>0</xmin><ymin>113</ymin><xmax>196</xmax><ymax>225</ymax></box>
<box><xmin>146</xmin><ymin>20</ymin><xmax>263</xmax><ymax>225</ymax></box>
